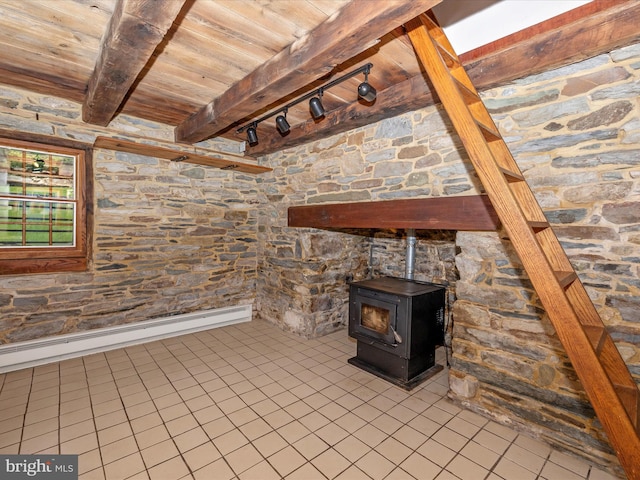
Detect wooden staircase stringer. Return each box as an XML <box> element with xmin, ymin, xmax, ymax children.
<box><xmin>405</xmin><ymin>12</ymin><xmax>640</xmax><ymax>479</ymax></box>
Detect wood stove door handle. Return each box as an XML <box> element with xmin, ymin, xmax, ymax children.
<box><xmin>391</xmin><ymin>328</ymin><xmax>403</xmax><ymax>345</ymax></box>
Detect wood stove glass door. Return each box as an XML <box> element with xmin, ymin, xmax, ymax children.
<box><xmin>354</xmin><ymin>295</ymin><xmax>398</xmax><ymax>346</ymax></box>
<box><xmin>361</xmin><ymin>303</ymin><xmax>390</xmax><ymax>335</ymax></box>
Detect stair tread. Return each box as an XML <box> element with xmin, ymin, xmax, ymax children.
<box><xmin>435</xmin><ymin>43</ymin><xmax>459</xmax><ymax>69</ymax></box>
<box><xmin>528</xmin><ymin>220</ymin><xmax>550</xmax><ymax>231</ymax></box>
<box><xmin>448</xmin><ymin>78</ymin><xmax>500</xmax><ymax>139</ymax></box>
<box><xmin>476</xmin><ymin>121</ymin><xmax>501</xmax><ymax>142</ymax></box>
<box><xmin>612</xmin><ymin>382</ymin><xmax>640</xmax><ymax>430</ymax></box>
<box><xmin>582</xmin><ymin>323</ymin><xmax>607</xmax><ymax>355</ymax></box>
<box><xmin>421</xmin><ymin>14</ymin><xmax>453</xmax><ymax>53</ymax></box>
<box><xmin>554</xmin><ymin>270</ymin><xmax>578</xmax><ymax>289</ymax></box>
<box><xmin>613</xmin><ymin>382</ymin><xmax>640</xmax><ymax>395</ymax></box>
<box><xmin>613</xmin><ymin>383</ymin><xmax>640</xmax><ymax>432</ymax></box>
<box><xmin>499</xmin><ymin>167</ymin><xmax>525</xmax><ymax>182</ymax></box>
<box><xmin>451</xmin><ymin>76</ymin><xmax>481</xmax><ymax>104</ymax></box>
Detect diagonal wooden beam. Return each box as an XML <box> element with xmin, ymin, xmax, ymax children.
<box><xmin>83</xmin><ymin>0</ymin><xmax>189</xmax><ymax>126</ymax></box>
<box><xmin>174</xmin><ymin>0</ymin><xmax>442</xmax><ymax>144</ymax></box>
<box><xmin>247</xmin><ymin>0</ymin><xmax>640</xmax><ymax>156</ymax></box>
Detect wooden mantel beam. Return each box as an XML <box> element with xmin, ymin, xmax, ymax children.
<box><xmin>288</xmin><ymin>195</ymin><xmax>500</xmax><ymax>231</ymax></box>
<box><xmin>248</xmin><ymin>0</ymin><xmax>640</xmax><ymax>156</ymax></box>
<box><xmin>174</xmin><ymin>0</ymin><xmax>443</xmax><ymax>144</ymax></box>
<box><xmin>83</xmin><ymin>0</ymin><xmax>189</xmax><ymax>126</ymax></box>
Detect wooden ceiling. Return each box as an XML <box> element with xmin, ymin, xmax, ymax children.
<box><xmin>0</xmin><ymin>0</ymin><xmax>638</xmax><ymax>156</ymax></box>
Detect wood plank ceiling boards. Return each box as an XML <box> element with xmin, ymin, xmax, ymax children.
<box><xmin>174</xmin><ymin>0</ymin><xmax>443</xmax><ymax>143</ymax></box>
<box><xmin>0</xmin><ymin>1</ymin><xmax>637</xmax><ymax>155</ymax></box>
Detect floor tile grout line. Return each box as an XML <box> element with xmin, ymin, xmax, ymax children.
<box><xmin>1</xmin><ymin>321</ymin><xmax>617</xmax><ymax>480</ymax></box>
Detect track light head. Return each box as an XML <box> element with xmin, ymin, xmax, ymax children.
<box><xmin>358</xmin><ymin>67</ymin><xmax>376</xmax><ymax>102</ymax></box>
<box><xmin>309</xmin><ymin>96</ymin><xmax>325</xmax><ymax>119</ymax></box>
<box><xmin>358</xmin><ymin>81</ymin><xmax>377</xmax><ymax>102</ymax></box>
<box><xmin>275</xmin><ymin>114</ymin><xmax>290</xmax><ymax>134</ymax></box>
<box><xmin>246</xmin><ymin>124</ymin><xmax>258</xmax><ymax>145</ymax></box>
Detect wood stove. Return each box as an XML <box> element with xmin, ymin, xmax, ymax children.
<box><xmin>348</xmin><ymin>276</ymin><xmax>445</xmax><ymax>390</ymax></box>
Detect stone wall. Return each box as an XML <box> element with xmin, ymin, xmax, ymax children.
<box><xmin>448</xmin><ymin>43</ymin><xmax>640</xmax><ymax>475</ymax></box>
<box><xmin>256</xmin><ymin>115</ymin><xmax>469</xmax><ymax>336</ymax></box>
<box><xmin>256</xmin><ymin>42</ymin><xmax>640</xmax><ymax>474</ymax></box>
<box><xmin>0</xmin><ymin>85</ymin><xmax>260</xmax><ymax>344</ymax></box>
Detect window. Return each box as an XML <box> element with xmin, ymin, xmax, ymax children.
<box><xmin>0</xmin><ymin>136</ymin><xmax>90</xmax><ymax>274</ymax></box>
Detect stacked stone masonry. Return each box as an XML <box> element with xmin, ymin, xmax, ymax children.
<box><xmin>257</xmin><ymin>43</ymin><xmax>640</xmax><ymax>476</ymax></box>
<box><xmin>0</xmin><ymin>38</ymin><xmax>639</xmax><ymax>476</ymax></box>
<box><xmin>0</xmin><ymin>88</ymin><xmax>258</xmax><ymax>343</ymax></box>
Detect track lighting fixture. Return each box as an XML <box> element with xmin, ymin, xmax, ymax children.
<box><xmin>246</xmin><ymin>123</ymin><xmax>258</xmax><ymax>145</ymax></box>
<box><xmin>358</xmin><ymin>65</ymin><xmax>377</xmax><ymax>102</ymax></box>
<box><xmin>275</xmin><ymin>111</ymin><xmax>290</xmax><ymax>134</ymax></box>
<box><xmin>237</xmin><ymin>63</ymin><xmax>375</xmax><ymax>147</ymax></box>
<box><xmin>309</xmin><ymin>91</ymin><xmax>325</xmax><ymax>119</ymax></box>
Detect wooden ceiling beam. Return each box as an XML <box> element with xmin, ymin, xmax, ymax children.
<box><xmin>174</xmin><ymin>0</ymin><xmax>443</xmax><ymax>144</ymax></box>
<box><xmin>247</xmin><ymin>0</ymin><xmax>640</xmax><ymax>156</ymax></box>
<box><xmin>82</xmin><ymin>0</ymin><xmax>189</xmax><ymax>126</ymax></box>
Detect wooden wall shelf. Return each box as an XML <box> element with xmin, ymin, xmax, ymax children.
<box><xmin>94</xmin><ymin>136</ymin><xmax>272</xmax><ymax>174</ymax></box>
<box><xmin>288</xmin><ymin>195</ymin><xmax>500</xmax><ymax>231</ymax></box>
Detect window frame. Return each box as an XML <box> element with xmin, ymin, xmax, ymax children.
<box><xmin>0</xmin><ymin>134</ymin><xmax>92</xmax><ymax>275</ymax></box>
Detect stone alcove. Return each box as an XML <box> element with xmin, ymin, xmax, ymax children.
<box><xmin>255</xmin><ymin>41</ymin><xmax>640</xmax><ymax>475</ymax></box>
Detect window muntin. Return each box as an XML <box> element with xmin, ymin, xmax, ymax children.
<box><xmin>0</xmin><ymin>136</ymin><xmax>88</xmax><ymax>274</ymax></box>
<box><xmin>1</xmin><ymin>146</ymin><xmax>77</xmax><ymax>248</ymax></box>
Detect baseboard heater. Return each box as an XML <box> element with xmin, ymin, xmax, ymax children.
<box><xmin>0</xmin><ymin>304</ymin><xmax>252</xmax><ymax>373</ymax></box>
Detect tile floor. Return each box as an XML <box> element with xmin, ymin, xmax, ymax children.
<box><xmin>0</xmin><ymin>319</ymin><xmax>622</xmax><ymax>480</ymax></box>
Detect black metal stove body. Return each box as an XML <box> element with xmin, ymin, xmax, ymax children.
<box><xmin>348</xmin><ymin>277</ymin><xmax>445</xmax><ymax>390</ymax></box>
